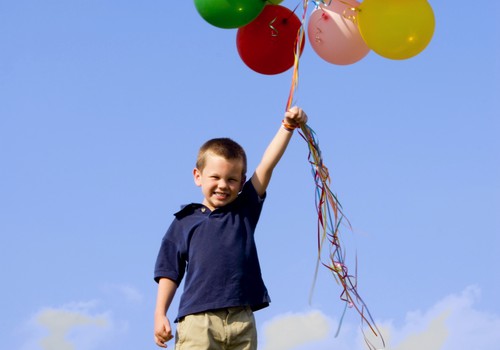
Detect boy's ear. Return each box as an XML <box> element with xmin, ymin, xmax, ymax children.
<box><xmin>193</xmin><ymin>168</ymin><xmax>202</xmax><ymax>187</ymax></box>
<box><xmin>240</xmin><ymin>175</ymin><xmax>246</xmax><ymax>188</ymax></box>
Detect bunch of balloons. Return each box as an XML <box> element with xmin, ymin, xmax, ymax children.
<box><xmin>194</xmin><ymin>0</ymin><xmax>435</xmax><ymax>75</ymax></box>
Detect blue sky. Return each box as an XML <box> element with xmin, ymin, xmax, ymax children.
<box><xmin>1</xmin><ymin>1</ymin><xmax>499</xmax><ymax>349</ymax></box>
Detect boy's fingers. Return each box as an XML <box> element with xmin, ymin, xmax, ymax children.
<box><xmin>284</xmin><ymin>106</ymin><xmax>307</xmax><ymax>126</ymax></box>
<box><xmin>155</xmin><ymin>330</ymin><xmax>166</xmax><ymax>339</ymax></box>
<box><xmin>286</xmin><ymin>107</ymin><xmax>306</xmax><ymax>120</ymax></box>
<box><xmin>155</xmin><ymin>331</ymin><xmax>174</xmax><ymax>346</ymax></box>
<box><xmin>155</xmin><ymin>336</ymin><xmax>167</xmax><ymax>348</ymax></box>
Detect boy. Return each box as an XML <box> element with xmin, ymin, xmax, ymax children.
<box><xmin>154</xmin><ymin>106</ymin><xmax>308</xmax><ymax>349</ymax></box>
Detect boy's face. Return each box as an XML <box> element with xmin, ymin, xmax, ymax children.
<box><xmin>193</xmin><ymin>153</ymin><xmax>246</xmax><ymax>211</ymax></box>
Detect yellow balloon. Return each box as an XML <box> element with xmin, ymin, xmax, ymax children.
<box><xmin>357</xmin><ymin>0</ymin><xmax>435</xmax><ymax>60</ymax></box>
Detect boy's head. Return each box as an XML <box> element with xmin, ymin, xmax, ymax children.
<box><xmin>193</xmin><ymin>138</ymin><xmax>247</xmax><ymax>210</ymax></box>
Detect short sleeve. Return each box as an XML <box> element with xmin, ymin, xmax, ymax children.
<box><xmin>154</xmin><ymin>222</ymin><xmax>187</xmax><ymax>285</ymax></box>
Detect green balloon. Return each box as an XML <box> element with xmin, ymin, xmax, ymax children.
<box><xmin>194</xmin><ymin>0</ymin><xmax>265</xmax><ymax>29</ymax></box>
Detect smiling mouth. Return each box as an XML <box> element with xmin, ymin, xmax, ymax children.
<box><xmin>214</xmin><ymin>192</ymin><xmax>229</xmax><ymax>199</ymax></box>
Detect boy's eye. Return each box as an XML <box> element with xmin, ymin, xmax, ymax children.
<box><xmin>209</xmin><ymin>175</ymin><xmax>240</xmax><ymax>183</ymax></box>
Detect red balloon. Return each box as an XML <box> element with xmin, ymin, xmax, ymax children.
<box><xmin>236</xmin><ymin>5</ymin><xmax>304</xmax><ymax>75</ymax></box>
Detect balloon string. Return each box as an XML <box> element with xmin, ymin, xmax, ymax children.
<box><xmin>288</xmin><ymin>1</ymin><xmax>302</xmax><ymax>18</ymax></box>
<box><xmin>298</xmin><ymin>123</ymin><xmax>386</xmax><ymax>349</ymax></box>
<box><xmin>284</xmin><ymin>1</ymin><xmax>385</xmax><ymax>348</ymax></box>
<box><xmin>285</xmin><ymin>0</ymin><xmax>308</xmax><ymax>110</ymax></box>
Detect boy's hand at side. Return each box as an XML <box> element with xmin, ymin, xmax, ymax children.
<box><xmin>154</xmin><ymin>313</ymin><xmax>174</xmax><ymax>348</ymax></box>
<box><xmin>284</xmin><ymin>106</ymin><xmax>308</xmax><ymax>128</ymax></box>
<box><xmin>154</xmin><ymin>278</ymin><xmax>177</xmax><ymax>347</ymax></box>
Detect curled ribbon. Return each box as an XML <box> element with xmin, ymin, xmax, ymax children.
<box><xmin>284</xmin><ymin>1</ymin><xmax>385</xmax><ymax>348</ymax></box>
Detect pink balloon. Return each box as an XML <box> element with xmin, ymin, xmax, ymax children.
<box><xmin>307</xmin><ymin>0</ymin><xmax>369</xmax><ymax>65</ymax></box>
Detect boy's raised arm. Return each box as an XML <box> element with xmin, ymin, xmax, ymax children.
<box><xmin>251</xmin><ymin>106</ymin><xmax>308</xmax><ymax>197</ymax></box>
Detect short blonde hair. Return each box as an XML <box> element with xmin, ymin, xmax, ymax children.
<box><xmin>196</xmin><ymin>138</ymin><xmax>247</xmax><ymax>176</ymax></box>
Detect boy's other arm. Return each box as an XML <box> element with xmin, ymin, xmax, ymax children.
<box><xmin>251</xmin><ymin>106</ymin><xmax>308</xmax><ymax>197</ymax></box>
<box><xmin>154</xmin><ymin>278</ymin><xmax>177</xmax><ymax>348</ymax></box>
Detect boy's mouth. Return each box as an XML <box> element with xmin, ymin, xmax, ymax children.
<box><xmin>214</xmin><ymin>191</ymin><xmax>229</xmax><ymax>200</ymax></box>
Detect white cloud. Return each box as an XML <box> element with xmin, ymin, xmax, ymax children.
<box><xmin>439</xmin><ymin>286</ymin><xmax>500</xmax><ymax>349</ymax></box>
<box><xmin>18</xmin><ymin>283</ymin><xmax>143</xmax><ymax>350</ymax></box>
<box><xmin>17</xmin><ymin>285</ymin><xmax>500</xmax><ymax>350</ymax></box>
<box><xmin>261</xmin><ymin>285</ymin><xmax>500</xmax><ymax>350</ymax></box>
<box><xmin>37</xmin><ymin>309</ymin><xmax>108</xmax><ymax>350</ymax></box>
<box><xmin>364</xmin><ymin>311</ymin><xmax>449</xmax><ymax>350</ymax></box>
<box><xmin>261</xmin><ymin>310</ymin><xmax>331</xmax><ymax>350</ymax></box>
<box><xmin>21</xmin><ymin>301</ymin><xmax>112</xmax><ymax>350</ymax></box>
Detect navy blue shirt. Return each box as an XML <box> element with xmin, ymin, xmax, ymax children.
<box><xmin>154</xmin><ymin>181</ymin><xmax>271</xmax><ymax>321</ymax></box>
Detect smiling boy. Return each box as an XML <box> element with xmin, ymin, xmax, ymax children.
<box><xmin>154</xmin><ymin>106</ymin><xmax>308</xmax><ymax>350</ymax></box>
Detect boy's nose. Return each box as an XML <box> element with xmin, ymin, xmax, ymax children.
<box><xmin>218</xmin><ymin>179</ymin><xmax>228</xmax><ymax>189</ymax></box>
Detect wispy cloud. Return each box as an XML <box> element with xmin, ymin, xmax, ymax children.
<box><xmin>37</xmin><ymin>308</ymin><xmax>108</xmax><ymax>350</ymax></box>
<box><xmin>101</xmin><ymin>283</ymin><xmax>144</xmax><ymax>304</ymax></box>
<box><xmin>18</xmin><ymin>283</ymin><xmax>144</xmax><ymax>350</ymax></box>
<box><xmin>261</xmin><ymin>310</ymin><xmax>331</xmax><ymax>350</ymax></box>
<box><xmin>365</xmin><ymin>310</ymin><xmax>449</xmax><ymax>350</ymax></box>
<box><xmin>21</xmin><ymin>301</ymin><xmax>111</xmax><ymax>350</ymax></box>
<box><xmin>261</xmin><ymin>285</ymin><xmax>500</xmax><ymax>350</ymax></box>
<box><xmin>18</xmin><ymin>285</ymin><xmax>500</xmax><ymax>350</ymax></box>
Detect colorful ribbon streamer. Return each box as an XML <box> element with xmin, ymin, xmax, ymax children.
<box><xmin>284</xmin><ymin>1</ymin><xmax>385</xmax><ymax>348</ymax></box>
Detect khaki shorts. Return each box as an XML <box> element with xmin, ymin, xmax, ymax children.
<box><xmin>175</xmin><ymin>306</ymin><xmax>257</xmax><ymax>350</ymax></box>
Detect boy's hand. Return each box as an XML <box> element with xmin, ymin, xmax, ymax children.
<box><xmin>284</xmin><ymin>106</ymin><xmax>308</xmax><ymax>128</ymax></box>
<box><xmin>154</xmin><ymin>314</ymin><xmax>174</xmax><ymax>348</ymax></box>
